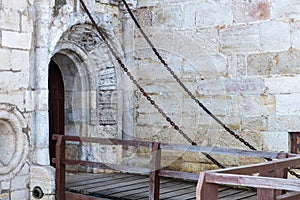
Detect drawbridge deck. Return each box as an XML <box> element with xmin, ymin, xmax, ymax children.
<box><xmin>53</xmin><ymin>135</ymin><xmax>300</xmax><ymax>200</ymax></box>
<box><xmin>66</xmin><ymin>172</ymin><xmax>256</xmax><ymax>200</ymax></box>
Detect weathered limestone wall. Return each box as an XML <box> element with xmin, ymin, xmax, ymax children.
<box><xmin>0</xmin><ymin>0</ymin><xmax>33</xmax><ymax>199</ymax></box>
<box><xmin>0</xmin><ymin>0</ymin><xmax>125</xmax><ymax>199</ymax></box>
<box><xmin>130</xmin><ymin>0</ymin><xmax>300</xmax><ymax>171</ymax></box>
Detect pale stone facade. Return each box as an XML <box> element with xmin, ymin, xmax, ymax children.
<box><xmin>0</xmin><ymin>0</ymin><xmax>300</xmax><ymax>199</ymax></box>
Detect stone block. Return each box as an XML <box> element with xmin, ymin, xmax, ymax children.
<box><xmin>0</xmin><ymin>181</ymin><xmax>10</xmax><ymax>190</ymax></box>
<box><xmin>0</xmin><ymin>8</ymin><xmax>20</xmax><ymax>31</ymax></box>
<box><xmin>10</xmin><ymin>50</ymin><xmax>30</xmax><ymax>72</ymax></box>
<box><xmin>248</xmin><ymin>49</ymin><xmax>300</xmax><ymax>76</ymax></box>
<box><xmin>227</xmin><ymin>54</ymin><xmax>247</xmax><ymax>77</ymax></box>
<box><xmin>197</xmin><ymin>78</ymin><xmax>227</xmax><ymax>96</ymax></box>
<box><xmin>276</xmin><ymin>93</ymin><xmax>300</xmax><ymax>115</ymax></box>
<box><xmin>272</xmin><ymin>0</ymin><xmax>300</xmax><ymax>19</ymax></box>
<box><xmin>24</xmin><ymin>90</ymin><xmax>34</xmax><ymax>112</ymax></box>
<box><xmin>265</xmin><ymin>75</ymin><xmax>300</xmax><ymax>94</ymax></box>
<box><xmin>232</xmin><ymin>0</ymin><xmax>271</xmax><ymax>23</ymax></box>
<box><xmin>2</xmin><ymin>0</ymin><xmax>27</xmax><ymax>11</ymax></box>
<box><xmin>152</xmin><ymin>4</ymin><xmax>183</xmax><ymax>29</ymax></box>
<box><xmin>224</xmin><ymin>77</ymin><xmax>265</xmax><ymax>95</ymax></box>
<box><xmin>0</xmin><ymin>193</ymin><xmax>9</xmax><ymax>200</ymax></box>
<box><xmin>0</xmin><ymin>49</ymin><xmax>11</xmax><ymax>70</ymax></box>
<box><xmin>267</xmin><ymin>115</ymin><xmax>300</xmax><ymax>132</ymax></box>
<box><xmin>195</xmin><ymin>0</ymin><xmax>233</xmax><ymax>28</ymax></box>
<box><xmin>21</xmin><ymin>13</ymin><xmax>34</xmax><ymax>33</ymax></box>
<box><xmin>1</xmin><ymin>31</ymin><xmax>32</xmax><ymax>50</ymax></box>
<box><xmin>134</xmin><ymin>7</ymin><xmax>152</xmax><ymax>27</ymax></box>
<box><xmin>238</xmin><ymin>95</ymin><xmax>275</xmax><ymax>117</ymax></box>
<box><xmin>136</xmin><ymin>0</ymin><xmax>160</xmax><ymax>8</ymax></box>
<box><xmin>30</xmin><ymin>166</ymin><xmax>55</xmax><ymax>195</ymax></box>
<box><xmin>262</xmin><ymin>132</ymin><xmax>289</xmax><ymax>152</ymax></box>
<box><xmin>242</xmin><ymin>116</ymin><xmax>267</xmax><ymax>131</ymax></box>
<box><xmin>11</xmin><ymin>175</ymin><xmax>29</xmax><ymax>190</ymax></box>
<box><xmin>32</xmin><ymin>148</ymin><xmax>49</xmax><ymax>166</ymax></box>
<box><xmin>292</xmin><ymin>21</ymin><xmax>300</xmax><ymax>49</ymax></box>
<box><xmin>11</xmin><ymin>189</ymin><xmax>29</xmax><ymax>200</ymax></box>
<box><xmin>182</xmin><ymin>162</ymin><xmax>218</xmax><ymax>173</ymax></box>
<box><xmin>0</xmin><ymin>91</ymin><xmax>26</xmax><ymax>111</ymax></box>
<box><xmin>0</xmin><ymin>72</ymin><xmax>29</xmax><ymax>90</ymax></box>
<box><xmin>259</xmin><ymin>21</ymin><xmax>291</xmax><ymax>52</ymax></box>
<box><xmin>181</xmin><ymin>3</ymin><xmax>196</xmax><ymax>29</ymax></box>
<box><xmin>219</xmin><ymin>24</ymin><xmax>260</xmax><ymax>54</ymax></box>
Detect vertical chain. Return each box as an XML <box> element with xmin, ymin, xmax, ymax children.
<box><xmin>79</xmin><ymin>0</ymin><xmax>225</xmax><ymax>169</ymax></box>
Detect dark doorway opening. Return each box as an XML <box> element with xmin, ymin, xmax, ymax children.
<box><xmin>49</xmin><ymin>60</ymin><xmax>65</xmax><ymax>167</ymax></box>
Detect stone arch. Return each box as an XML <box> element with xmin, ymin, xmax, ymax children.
<box><xmin>49</xmin><ymin>22</ymin><xmax>123</xmax><ymax>164</ymax></box>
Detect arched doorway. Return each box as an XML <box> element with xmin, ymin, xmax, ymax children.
<box><xmin>48</xmin><ymin>60</ymin><xmax>65</xmax><ymax>167</ymax></box>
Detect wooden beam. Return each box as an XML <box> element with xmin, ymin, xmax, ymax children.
<box><xmin>209</xmin><ymin>156</ymin><xmax>300</xmax><ymax>175</ymax></box>
<box><xmin>159</xmin><ymin>170</ymin><xmax>199</xmax><ymax>180</ymax></box>
<box><xmin>276</xmin><ymin>192</ymin><xmax>300</xmax><ymax>200</ymax></box>
<box><xmin>149</xmin><ymin>143</ymin><xmax>161</xmax><ymax>200</ymax></box>
<box><xmin>63</xmin><ymin>159</ymin><xmax>150</xmax><ymax>174</ymax></box>
<box><xmin>196</xmin><ymin>172</ymin><xmax>218</xmax><ymax>200</ymax></box>
<box><xmin>55</xmin><ymin>135</ymin><xmax>65</xmax><ymax>200</ymax></box>
<box><xmin>161</xmin><ymin>143</ymin><xmax>280</xmax><ymax>159</ymax></box>
<box><xmin>205</xmin><ymin>173</ymin><xmax>300</xmax><ymax>191</ymax></box>
<box><xmin>65</xmin><ymin>191</ymin><xmax>110</xmax><ymax>200</ymax></box>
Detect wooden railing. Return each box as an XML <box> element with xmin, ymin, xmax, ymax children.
<box><xmin>196</xmin><ymin>152</ymin><xmax>300</xmax><ymax>200</ymax></box>
<box><xmin>52</xmin><ymin>134</ymin><xmax>291</xmax><ymax>200</ymax></box>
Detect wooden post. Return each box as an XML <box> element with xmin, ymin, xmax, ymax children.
<box><xmin>257</xmin><ymin>152</ymin><xmax>289</xmax><ymax>200</ymax></box>
<box><xmin>55</xmin><ymin>135</ymin><xmax>66</xmax><ymax>200</ymax></box>
<box><xmin>149</xmin><ymin>143</ymin><xmax>161</xmax><ymax>200</ymax></box>
<box><xmin>196</xmin><ymin>172</ymin><xmax>218</xmax><ymax>200</ymax></box>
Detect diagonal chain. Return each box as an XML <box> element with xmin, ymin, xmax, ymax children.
<box><xmin>79</xmin><ymin>0</ymin><xmax>225</xmax><ymax>169</ymax></box>
<box><xmin>121</xmin><ymin>0</ymin><xmax>300</xmax><ymax>178</ymax></box>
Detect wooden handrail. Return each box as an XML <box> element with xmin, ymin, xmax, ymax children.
<box><xmin>196</xmin><ymin>152</ymin><xmax>300</xmax><ymax>200</ymax></box>
<box><xmin>52</xmin><ymin>135</ymin><xmax>287</xmax><ymax>159</ymax></box>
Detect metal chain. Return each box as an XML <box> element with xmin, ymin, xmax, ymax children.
<box><xmin>120</xmin><ymin>0</ymin><xmax>256</xmax><ymax>151</ymax></box>
<box><xmin>79</xmin><ymin>0</ymin><xmax>225</xmax><ymax>169</ymax></box>
<box><xmin>121</xmin><ymin>0</ymin><xmax>300</xmax><ymax>178</ymax></box>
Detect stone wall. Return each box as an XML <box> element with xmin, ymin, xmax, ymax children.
<box><xmin>0</xmin><ymin>0</ymin><xmax>124</xmax><ymax>199</ymax></box>
<box><xmin>0</xmin><ymin>0</ymin><xmax>33</xmax><ymax>199</ymax></box>
<box><xmin>129</xmin><ymin>0</ymin><xmax>300</xmax><ymax>171</ymax></box>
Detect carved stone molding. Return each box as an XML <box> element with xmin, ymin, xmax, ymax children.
<box><xmin>0</xmin><ymin>103</ymin><xmax>29</xmax><ymax>180</ymax></box>
<box><xmin>67</xmin><ymin>24</ymin><xmax>104</xmax><ymax>51</ymax></box>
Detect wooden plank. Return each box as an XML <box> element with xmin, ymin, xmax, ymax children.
<box><xmin>205</xmin><ymin>173</ymin><xmax>300</xmax><ymax>191</ymax></box>
<box><xmin>210</xmin><ymin>156</ymin><xmax>300</xmax><ymax>175</ymax></box>
<box><xmin>53</xmin><ymin>135</ymin><xmax>152</xmax><ymax>147</ymax></box>
<box><xmin>159</xmin><ymin>186</ymin><xmax>195</xmax><ymax>199</ymax></box>
<box><xmin>53</xmin><ymin>135</ymin><xmax>287</xmax><ymax>159</ymax></box>
<box><xmin>276</xmin><ymin>192</ymin><xmax>300</xmax><ymax>200</ymax></box>
<box><xmin>86</xmin><ymin>176</ymin><xmax>151</xmax><ymax>193</ymax></box>
<box><xmin>218</xmin><ymin>188</ymin><xmax>247</xmax><ymax>198</ymax></box>
<box><xmin>159</xmin><ymin>170</ymin><xmax>199</xmax><ymax>180</ymax></box>
<box><xmin>95</xmin><ymin>177</ymin><xmax>150</xmax><ymax>196</ymax></box>
<box><xmin>65</xmin><ymin>191</ymin><xmax>109</xmax><ymax>200</ymax></box>
<box><xmin>107</xmin><ymin>180</ymin><xmax>174</xmax><ymax>198</ymax></box>
<box><xmin>70</xmin><ymin>175</ymin><xmax>146</xmax><ymax>191</ymax></box>
<box><xmin>169</xmin><ymin>192</ymin><xmax>196</xmax><ymax>200</ymax></box>
<box><xmin>149</xmin><ymin>142</ymin><xmax>161</xmax><ymax>200</ymax></box>
<box><xmin>160</xmin><ymin>144</ymin><xmax>280</xmax><ymax>159</ymax></box>
<box><xmin>196</xmin><ymin>172</ymin><xmax>218</xmax><ymax>200</ymax></box>
<box><xmin>55</xmin><ymin>135</ymin><xmax>65</xmax><ymax>200</ymax></box>
<box><xmin>66</xmin><ymin>173</ymin><xmax>136</xmax><ymax>187</ymax></box>
<box><xmin>64</xmin><ymin>159</ymin><xmax>150</xmax><ymax>175</ymax></box>
<box><xmin>219</xmin><ymin>190</ymin><xmax>256</xmax><ymax>200</ymax></box>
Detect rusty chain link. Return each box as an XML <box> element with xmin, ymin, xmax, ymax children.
<box><xmin>79</xmin><ymin>0</ymin><xmax>225</xmax><ymax>169</ymax></box>
<box><xmin>120</xmin><ymin>0</ymin><xmax>300</xmax><ymax>177</ymax></box>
